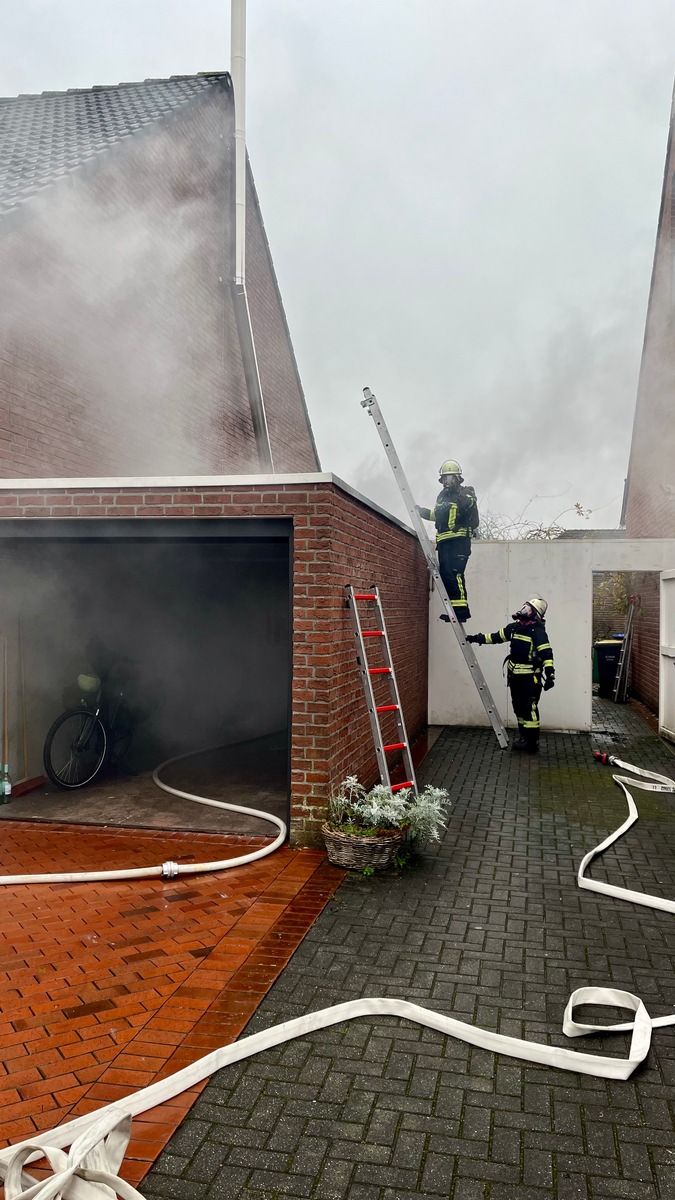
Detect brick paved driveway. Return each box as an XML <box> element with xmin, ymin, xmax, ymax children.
<box><xmin>143</xmin><ymin>705</ymin><xmax>675</xmax><ymax>1199</ymax></box>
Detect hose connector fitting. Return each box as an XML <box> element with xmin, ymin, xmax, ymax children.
<box><xmin>161</xmin><ymin>861</ymin><xmax>179</xmax><ymax>879</ymax></box>
<box><xmin>593</xmin><ymin>751</ymin><xmax>615</xmax><ymax>766</ymax></box>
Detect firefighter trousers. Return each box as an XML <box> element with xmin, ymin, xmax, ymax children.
<box><xmin>437</xmin><ymin>543</ymin><xmax>470</xmax><ymax>621</ymax></box>
<box><xmin>508</xmin><ymin>672</ymin><xmax>542</xmax><ymax>744</ymax></box>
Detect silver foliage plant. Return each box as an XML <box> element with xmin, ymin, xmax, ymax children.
<box><xmin>328</xmin><ymin>776</ymin><xmax>450</xmax><ymax>844</ymax></box>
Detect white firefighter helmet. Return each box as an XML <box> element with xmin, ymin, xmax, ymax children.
<box><xmin>438</xmin><ymin>460</ymin><xmax>462</xmax><ymax>477</ymax></box>
<box><xmin>527</xmin><ymin>596</ymin><xmax>548</xmax><ymax>619</ymax></box>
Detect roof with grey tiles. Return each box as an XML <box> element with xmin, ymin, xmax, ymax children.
<box><xmin>0</xmin><ymin>72</ymin><xmax>227</xmax><ymax>218</ymax></box>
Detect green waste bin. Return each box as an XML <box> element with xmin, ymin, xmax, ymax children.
<box><xmin>594</xmin><ymin>639</ymin><xmax>622</xmax><ymax>699</ymax></box>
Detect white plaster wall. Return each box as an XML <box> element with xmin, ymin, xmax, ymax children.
<box><xmin>429</xmin><ymin>539</ymin><xmax>675</xmax><ymax>732</ymax></box>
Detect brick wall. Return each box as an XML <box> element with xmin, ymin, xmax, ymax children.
<box><xmin>0</xmin><ymin>80</ymin><xmax>319</xmax><ymax>478</ymax></box>
<box><xmin>592</xmin><ymin>572</ymin><xmax>629</xmax><ymax>642</ymax></box>
<box><xmin>623</xmin><ymin>105</ymin><xmax>675</xmax><ymax>712</ymax></box>
<box><xmin>624</xmin><ymin>104</ymin><xmax>675</xmax><ymax>541</ymax></box>
<box><xmin>245</xmin><ymin>169</ymin><xmax>319</xmax><ymax>473</ymax></box>
<box><xmin>629</xmin><ymin>573</ymin><xmax>660</xmax><ymax>714</ymax></box>
<box><xmin>0</xmin><ymin>479</ymin><xmax>428</xmax><ymax>846</ymax></box>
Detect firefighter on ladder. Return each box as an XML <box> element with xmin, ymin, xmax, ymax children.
<box><xmin>416</xmin><ymin>460</ymin><xmax>479</xmax><ymax>623</ymax></box>
<box><xmin>466</xmin><ymin>597</ymin><xmax>555</xmax><ymax>753</ymax></box>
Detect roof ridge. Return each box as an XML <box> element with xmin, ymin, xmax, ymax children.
<box><xmin>1</xmin><ymin>71</ymin><xmax>228</xmax><ymax>103</ymax></box>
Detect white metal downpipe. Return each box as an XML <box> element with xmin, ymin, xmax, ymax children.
<box><xmin>230</xmin><ymin>0</ymin><xmax>274</xmax><ymax>472</ymax></box>
<box><xmin>231</xmin><ymin>0</ymin><xmax>247</xmax><ymax>289</ymax></box>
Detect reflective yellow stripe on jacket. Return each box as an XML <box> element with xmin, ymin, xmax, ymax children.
<box><xmin>431</xmin><ymin>501</ymin><xmax>471</xmax><ymax>543</ymax></box>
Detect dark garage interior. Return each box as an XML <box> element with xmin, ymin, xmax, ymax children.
<box><xmin>0</xmin><ymin>520</ymin><xmax>292</xmax><ymax>835</ymax></box>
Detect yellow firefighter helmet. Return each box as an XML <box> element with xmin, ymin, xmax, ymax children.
<box><xmin>527</xmin><ymin>596</ymin><xmax>548</xmax><ymax>619</ymax></box>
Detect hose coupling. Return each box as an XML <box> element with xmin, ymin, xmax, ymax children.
<box><xmin>593</xmin><ymin>751</ymin><xmax>615</xmax><ymax>766</ymax></box>
<box><xmin>161</xmin><ymin>861</ymin><xmax>179</xmax><ymax>879</ymax></box>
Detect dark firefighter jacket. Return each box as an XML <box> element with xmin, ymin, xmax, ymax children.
<box><xmin>418</xmin><ymin>486</ymin><xmax>479</xmax><ymax>554</ymax></box>
<box><xmin>479</xmin><ymin>619</ymin><xmax>554</xmax><ymax>679</ymax></box>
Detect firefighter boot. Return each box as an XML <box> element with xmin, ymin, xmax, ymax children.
<box><xmin>513</xmin><ymin>729</ymin><xmax>539</xmax><ymax>754</ymax></box>
<box><xmin>526</xmin><ymin>729</ymin><xmax>540</xmax><ymax>754</ymax></box>
<box><xmin>511</xmin><ymin>723</ymin><xmax>529</xmax><ymax>753</ymax></box>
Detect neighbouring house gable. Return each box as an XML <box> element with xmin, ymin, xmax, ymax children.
<box><xmin>0</xmin><ymin>74</ymin><xmax>319</xmax><ymax>478</ymax></box>
<box><xmin>623</xmin><ymin>86</ymin><xmax>675</xmax><ymax>538</ymax></box>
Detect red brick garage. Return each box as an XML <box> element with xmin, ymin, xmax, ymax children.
<box><xmin>0</xmin><ymin>474</ymin><xmax>429</xmax><ymax>846</ymax></box>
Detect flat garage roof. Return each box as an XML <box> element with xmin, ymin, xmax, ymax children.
<box><xmin>0</xmin><ymin>517</ymin><xmax>294</xmax><ymax>539</ymax></box>
<box><xmin>0</xmin><ymin>472</ymin><xmax>413</xmax><ymax>537</ymax></box>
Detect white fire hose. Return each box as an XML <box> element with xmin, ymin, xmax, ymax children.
<box><xmin>0</xmin><ymin>742</ymin><xmax>287</xmax><ymax>886</ymax></box>
<box><xmin>579</xmin><ymin>753</ymin><xmax>675</xmax><ymax>911</ymax></box>
<box><xmin>1</xmin><ymin>755</ymin><xmax>674</xmax><ymax>1199</ymax></box>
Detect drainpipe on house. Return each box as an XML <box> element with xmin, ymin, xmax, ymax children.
<box><xmin>230</xmin><ymin>0</ymin><xmax>274</xmax><ymax>472</ymax></box>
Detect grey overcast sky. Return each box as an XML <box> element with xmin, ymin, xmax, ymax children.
<box><xmin>1</xmin><ymin>0</ymin><xmax>674</xmax><ymax>529</ymax></box>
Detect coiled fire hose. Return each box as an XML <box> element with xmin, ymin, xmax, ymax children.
<box><xmin>2</xmin><ymin>754</ymin><xmax>675</xmax><ymax>1198</ymax></box>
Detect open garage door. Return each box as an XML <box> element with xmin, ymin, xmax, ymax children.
<box><xmin>0</xmin><ymin>518</ymin><xmax>292</xmax><ymax>834</ymax></box>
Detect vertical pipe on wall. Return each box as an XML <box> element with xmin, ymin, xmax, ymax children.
<box><xmin>2</xmin><ymin>635</ymin><xmax>8</xmax><ymax>773</ymax></box>
<box><xmin>231</xmin><ymin>0</ymin><xmax>247</xmax><ymax>290</ymax></box>
<box><xmin>18</xmin><ymin>618</ymin><xmax>28</xmax><ymax>779</ymax></box>
<box><xmin>230</xmin><ymin>0</ymin><xmax>275</xmax><ymax>472</ymax></box>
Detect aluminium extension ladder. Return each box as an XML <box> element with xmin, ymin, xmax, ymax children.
<box><xmin>612</xmin><ymin>595</ymin><xmax>637</xmax><ymax>704</ymax></box>
<box><xmin>346</xmin><ymin>585</ymin><xmax>418</xmax><ymax>794</ymax></box>
<box><xmin>360</xmin><ymin>386</ymin><xmax>509</xmax><ymax>750</ymax></box>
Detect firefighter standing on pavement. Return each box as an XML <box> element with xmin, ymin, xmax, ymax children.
<box><xmin>416</xmin><ymin>460</ymin><xmax>479</xmax><ymax>622</ymax></box>
<box><xmin>466</xmin><ymin>597</ymin><xmax>555</xmax><ymax>753</ymax></box>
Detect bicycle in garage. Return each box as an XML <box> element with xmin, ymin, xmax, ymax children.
<box><xmin>43</xmin><ymin>663</ymin><xmax>136</xmax><ymax>790</ymax></box>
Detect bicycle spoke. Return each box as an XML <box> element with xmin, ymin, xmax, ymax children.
<box><xmin>63</xmin><ymin>752</ymin><xmax>77</xmax><ymax>784</ymax></box>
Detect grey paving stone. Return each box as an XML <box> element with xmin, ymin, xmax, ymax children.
<box><xmin>155</xmin><ymin>1119</ymin><xmax>211</xmax><ymax>1160</ymax></box>
<box><xmin>143</xmin><ymin>703</ymin><xmax>675</xmax><ymax>1199</ymax></box>
<box><xmin>143</xmin><ymin>1179</ymin><xmax>209</xmax><ymax>1200</ymax></box>
<box><xmin>248</xmin><ymin>1167</ymin><xmax>314</xmax><ymax>1195</ymax></box>
<box><xmin>147</xmin><ymin>1154</ymin><xmax>190</xmax><ymax>1179</ymax></box>
<box><xmin>205</xmin><ymin>1168</ymin><xmax>252</xmax><ymax>1199</ymax></box>
<box><xmin>183</xmin><ymin>1143</ymin><xmax>232</xmax><ymax>1184</ymax></box>
<box><xmin>451</xmin><ymin>1184</ymin><xmax>488</xmax><ymax>1200</ymax></box>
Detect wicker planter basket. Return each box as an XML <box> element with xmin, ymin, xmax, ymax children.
<box><xmin>321</xmin><ymin>824</ymin><xmax>404</xmax><ymax>870</ymax></box>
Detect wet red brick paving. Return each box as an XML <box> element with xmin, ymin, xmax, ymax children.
<box><xmin>0</xmin><ymin>821</ymin><xmax>343</xmax><ymax>1186</ymax></box>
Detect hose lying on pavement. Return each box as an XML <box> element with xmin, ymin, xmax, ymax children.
<box><xmin>3</xmin><ymin>989</ymin><xmax>675</xmax><ymax>1200</ymax></box>
<box><xmin>581</xmin><ymin>754</ymin><xmax>675</xmax><ymax>912</ymax></box>
<box><xmin>2</xmin><ymin>753</ymin><xmax>675</xmax><ymax>1198</ymax></box>
<box><xmin>0</xmin><ymin>740</ymin><xmax>287</xmax><ymax>886</ymax></box>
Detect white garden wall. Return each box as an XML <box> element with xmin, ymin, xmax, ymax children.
<box><xmin>429</xmin><ymin>539</ymin><xmax>675</xmax><ymax>731</ymax></box>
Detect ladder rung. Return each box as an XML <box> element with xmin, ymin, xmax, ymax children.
<box><xmin>391</xmin><ymin>781</ymin><xmax>414</xmax><ymax>792</ymax></box>
<box><xmin>348</xmin><ymin>580</ymin><xmax>418</xmax><ymax>792</ymax></box>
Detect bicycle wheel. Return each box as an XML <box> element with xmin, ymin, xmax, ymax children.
<box><xmin>43</xmin><ymin>709</ymin><xmax>108</xmax><ymax>789</ymax></box>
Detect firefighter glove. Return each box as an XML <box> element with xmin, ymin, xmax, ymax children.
<box><xmin>543</xmin><ymin>672</ymin><xmax>555</xmax><ymax>691</ymax></box>
<box><xmin>465</xmin><ymin>633</ymin><xmax>485</xmax><ymax>645</ymax></box>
